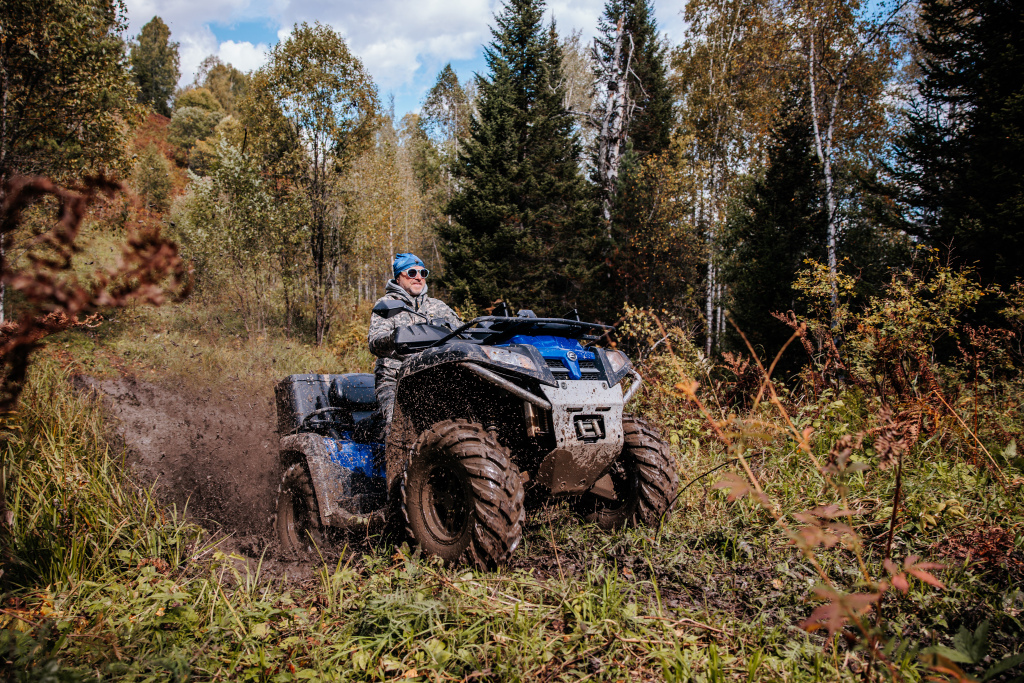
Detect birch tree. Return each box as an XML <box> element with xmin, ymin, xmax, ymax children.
<box><xmin>422</xmin><ymin>65</ymin><xmax>469</xmax><ymax>224</ymax></box>
<box><xmin>340</xmin><ymin>115</ymin><xmax>438</xmax><ymax>300</ymax></box>
<box><xmin>592</xmin><ymin>14</ymin><xmax>634</xmax><ymax>230</ymax></box>
<box><xmin>258</xmin><ymin>22</ymin><xmax>380</xmax><ymax>345</ymax></box>
<box><xmin>791</xmin><ymin>0</ymin><xmax>901</xmax><ymax>327</ymax></box>
<box><xmin>674</xmin><ymin>0</ymin><xmax>787</xmax><ymax>354</ymax></box>
<box><xmin>591</xmin><ymin>0</ymin><xmax>672</xmax><ymax>232</ymax></box>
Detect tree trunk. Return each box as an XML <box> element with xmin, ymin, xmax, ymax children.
<box><xmin>807</xmin><ymin>30</ymin><xmax>848</xmax><ymax>336</ymax></box>
<box><xmin>1</xmin><ymin>35</ymin><xmax>9</xmax><ymax>327</ymax></box>
<box><xmin>0</xmin><ymin>235</ymin><xmax>6</xmax><ymax>325</ymax></box>
<box><xmin>594</xmin><ymin>15</ymin><xmax>634</xmax><ymax>238</ymax></box>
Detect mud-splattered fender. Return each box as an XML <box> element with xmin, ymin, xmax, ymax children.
<box><xmin>279</xmin><ymin>433</ymin><xmax>385</xmax><ymax>528</ymax></box>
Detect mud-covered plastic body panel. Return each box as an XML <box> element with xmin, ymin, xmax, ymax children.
<box><xmin>276</xmin><ymin>374</ymin><xmax>386</xmax><ymax>529</ymax></box>
<box><xmin>396</xmin><ymin>340</ymin><xmax>555</xmax><ymax>386</ymax></box>
<box><xmin>279</xmin><ymin>431</ymin><xmax>386</xmax><ymax>528</ymax></box>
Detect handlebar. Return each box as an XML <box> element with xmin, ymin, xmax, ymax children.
<box><xmin>426</xmin><ymin>315</ymin><xmax>615</xmax><ymax>349</ymax></box>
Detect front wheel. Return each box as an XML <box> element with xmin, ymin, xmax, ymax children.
<box><xmin>576</xmin><ymin>415</ymin><xmax>679</xmax><ymax>530</ymax></box>
<box><xmin>402</xmin><ymin>420</ymin><xmax>525</xmax><ymax>570</ymax></box>
<box><xmin>276</xmin><ymin>462</ymin><xmax>326</xmax><ymax>557</ymax></box>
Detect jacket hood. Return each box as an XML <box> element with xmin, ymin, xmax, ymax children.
<box><xmin>384</xmin><ymin>279</ymin><xmax>428</xmax><ymax>308</ymax></box>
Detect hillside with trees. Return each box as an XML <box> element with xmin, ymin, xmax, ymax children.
<box><xmin>0</xmin><ymin>0</ymin><xmax>1021</xmax><ymax>679</ymax></box>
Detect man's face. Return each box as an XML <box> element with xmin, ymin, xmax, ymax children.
<box><xmin>397</xmin><ymin>267</ymin><xmax>427</xmax><ymax>296</ymax></box>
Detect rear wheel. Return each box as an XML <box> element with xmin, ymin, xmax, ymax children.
<box><xmin>402</xmin><ymin>420</ymin><xmax>525</xmax><ymax>569</ymax></box>
<box><xmin>576</xmin><ymin>415</ymin><xmax>679</xmax><ymax>530</ymax></box>
<box><xmin>276</xmin><ymin>462</ymin><xmax>326</xmax><ymax>557</ymax></box>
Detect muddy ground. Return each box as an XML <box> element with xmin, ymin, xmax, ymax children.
<box><xmin>71</xmin><ymin>373</ymin><xmax>810</xmax><ymax>627</ymax></box>
<box><xmin>75</xmin><ymin>375</ymin><xmax>314</xmax><ymax>576</ymax></box>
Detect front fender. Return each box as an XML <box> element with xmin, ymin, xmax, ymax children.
<box><xmin>398</xmin><ymin>341</ymin><xmax>555</xmax><ymax>386</ymax></box>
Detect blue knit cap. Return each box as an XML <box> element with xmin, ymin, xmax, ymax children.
<box><xmin>393</xmin><ymin>253</ymin><xmax>425</xmax><ymax>278</ymax></box>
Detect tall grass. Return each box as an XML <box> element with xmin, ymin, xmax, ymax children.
<box><xmin>1</xmin><ymin>362</ymin><xmax>201</xmax><ymax>587</ymax></box>
<box><xmin>0</xmin><ymin>359</ymin><xmax>856</xmax><ymax>682</ymax></box>
<box><xmin>0</xmin><ymin>295</ymin><xmax>1021</xmax><ymax>680</ymax></box>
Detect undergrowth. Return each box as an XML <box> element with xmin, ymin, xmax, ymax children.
<box><xmin>0</xmin><ymin>361</ymin><xmax>849</xmax><ymax>682</ymax></box>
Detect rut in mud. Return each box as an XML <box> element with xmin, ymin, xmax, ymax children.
<box><xmin>77</xmin><ymin>375</ymin><xmax>282</xmax><ymax>558</ymax></box>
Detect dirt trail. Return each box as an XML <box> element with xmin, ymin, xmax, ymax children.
<box><xmin>77</xmin><ymin>375</ymin><xmax>300</xmax><ymax>568</ymax></box>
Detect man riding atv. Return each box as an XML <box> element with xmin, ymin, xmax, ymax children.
<box><xmin>367</xmin><ymin>253</ymin><xmax>461</xmax><ymax>426</ymax></box>
<box><xmin>275</xmin><ymin>253</ymin><xmax>677</xmax><ymax>569</ymax></box>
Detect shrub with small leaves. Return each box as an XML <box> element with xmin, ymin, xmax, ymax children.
<box><xmin>131</xmin><ymin>144</ymin><xmax>172</xmax><ymax>212</ymax></box>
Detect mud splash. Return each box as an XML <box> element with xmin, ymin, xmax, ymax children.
<box><xmin>77</xmin><ymin>375</ymin><xmax>283</xmax><ymax>560</ymax></box>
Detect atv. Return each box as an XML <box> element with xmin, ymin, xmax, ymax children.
<box><xmin>274</xmin><ymin>305</ymin><xmax>679</xmax><ymax>568</ymax></box>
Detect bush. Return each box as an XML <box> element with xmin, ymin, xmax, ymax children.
<box><xmin>1</xmin><ymin>362</ymin><xmax>199</xmax><ymax>588</ymax></box>
<box><xmin>168</xmin><ymin>106</ymin><xmax>223</xmax><ymax>166</ymax></box>
<box><xmin>131</xmin><ymin>143</ymin><xmax>172</xmax><ymax>212</ymax></box>
<box><xmin>173</xmin><ymin>87</ymin><xmax>223</xmax><ymax>113</ymax></box>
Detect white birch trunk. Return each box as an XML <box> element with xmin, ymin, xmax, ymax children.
<box><xmin>807</xmin><ymin>30</ymin><xmax>847</xmax><ymax>330</ymax></box>
<box><xmin>594</xmin><ymin>16</ymin><xmax>634</xmax><ymax>237</ymax></box>
<box><xmin>716</xmin><ymin>281</ymin><xmax>725</xmax><ymax>347</ymax></box>
<box><xmin>1</xmin><ymin>31</ymin><xmax>9</xmax><ymax>326</ymax></box>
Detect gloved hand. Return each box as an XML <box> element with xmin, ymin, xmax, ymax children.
<box><xmin>388</xmin><ymin>327</ymin><xmax>400</xmax><ymax>352</ymax></box>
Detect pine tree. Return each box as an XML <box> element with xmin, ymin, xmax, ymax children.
<box><xmin>896</xmin><ymin>0</ymin><xmax>1024</xmax><ymax>291</ymax></box>
<box><xmin>129</xmin><ymin>16</ymin><xmax>180</xmax><ymax>116</ymax></box>
<box><xmin>441</xmin><ymin>0</ymin><xmax>599</xmax><ymax>316</ymax></box>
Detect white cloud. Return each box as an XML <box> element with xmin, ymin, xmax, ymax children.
<box><xmin>175</xmin><ymin>26</ymin><xmax>219</xmax><ymax>85</ymax></box>
<box><xmin>283</xmin><ymin>0</ymin><xmax>497</xmax><ymax>86</ymax></box>
<box><xmin>123</xmin><ymin>0</ymin><xmax>686</xmax><ymax>95</ymax></box>
<box><xmin>217</xmin><ymin>40</ymin><xmax>271</xmax><ymax>73</ymax></box>
<box><xmin>548</xmin><ymin>0</ymin><xmax>605</xmax><ymax>41</ymax></box>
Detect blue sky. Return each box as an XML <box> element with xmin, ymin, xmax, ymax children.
<box><xmin>124</xmin><ymin>0</ymin><xmax>687</xmax><ymax>118</ymax></box>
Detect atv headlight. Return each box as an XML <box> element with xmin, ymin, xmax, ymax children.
<box><xmin>606</xmin><ymin>349</ymin><xmax>631</xmax><ymax>374</ymax></box>
<box><xmin>483</xmin><ymin>346</ymin><xmax>537</xmax><ymax>371</ymax></box>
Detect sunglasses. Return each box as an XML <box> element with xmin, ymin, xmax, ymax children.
<box><xmin>402</xmin><ymin>267</ymin><xmax>429</xmax><ymax>279</ymax></box>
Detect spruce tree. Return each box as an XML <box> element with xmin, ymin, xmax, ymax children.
<box><xmin>596</xmin><ymin>0</ymin><xmax>673</xmax><ymax>158</ymax></box>
<box><xmin>723</xmin><ymin>90</ymin><xmax>827</xmax><ymax>361</ymax></box>
<box><xmin>130</xmin><ymin>16</ymin><xmax>180</xmax><ymax>116</ymax></box>
<box><xmin>441</xmin><ymin>0</ymin><xmax>599</xmax><ymax>316</ymax></box>
<box><xmin>896</xmin><ymin>0</ymin><xmax>1024</xmax><ymax>290</ymax></box>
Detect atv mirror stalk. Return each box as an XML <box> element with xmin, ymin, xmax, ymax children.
<box><xmin>372</xmin><ymin>299</ymin><xmax>429</xmax><ymax>321</ymax></box>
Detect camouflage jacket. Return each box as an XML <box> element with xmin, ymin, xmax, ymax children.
<box><xmin>368</xmin><ymin>280</ymin><xmax>462</xmax><ymax>379</ymax></box>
